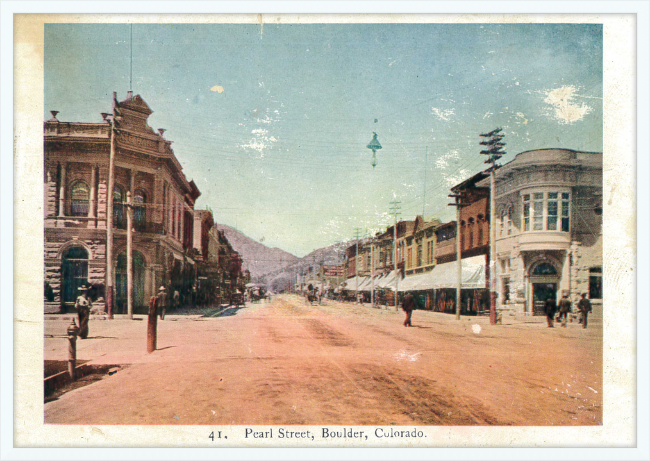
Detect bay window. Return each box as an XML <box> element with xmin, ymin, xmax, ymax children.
<box><xmin>522</xmin><ymin>191</ymin><xmax>570</xmax><ymax>232</ymax></box>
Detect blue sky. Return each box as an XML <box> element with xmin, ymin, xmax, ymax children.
<box><xmin>45</xmin><ymin>23</ymin><xmax>602</xmax><ymax>256</ymax></box>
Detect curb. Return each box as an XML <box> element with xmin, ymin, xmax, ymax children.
<box><xmin>44</xmin><ymin>363</ymin><xmax>121</xmax><ymax>397</ymax></box>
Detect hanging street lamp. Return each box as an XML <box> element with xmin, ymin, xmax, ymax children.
<box><xmin>366</xmin><ymin>132</ymin><xmax>382</xmax><ymax>168</ymax></box>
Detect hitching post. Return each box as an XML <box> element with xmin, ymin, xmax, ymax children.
<box><xmin>147</xmin><ymin>296</ymin><xmax>158</xmax><ymax>353</ymax></box>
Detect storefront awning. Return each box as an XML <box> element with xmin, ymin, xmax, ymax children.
<box><xmin>397</xmin><ymin>272</ymin><xmax>433</xmax><ymax>292</ymax></box>
<box><xmin>376</xmin><ymin>270</ymin><xmax>400</xmax><ymax>290</ymax></box>
<box><xmin>343</xmin><ymin>276</ymin><xmax>368</xmax><ymax>291</ymax></box>
<box><xmin>357</xmin><ymin>275</ymin><xmax>382</xmax><ymax>291</ymax></box>
<box><xmin>425</xmin><ymin>255</ymin><xmax>486</xmax><ymax>289</ymax></box>
<box><xmin>394</xmin><ymin>256</ymin><xmax>486</xmax><ymax>292</ymax></box>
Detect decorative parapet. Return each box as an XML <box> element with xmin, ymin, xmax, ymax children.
<box><xmin>44</xmin><ymin>121</ymin><xmax>110</xmax><ymax>138</ymax></box>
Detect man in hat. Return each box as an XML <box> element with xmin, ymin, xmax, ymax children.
<box><xmin>544</xmin><ymin>296</ymin><xmax>557</xmax><ymax>328</ymax></box>
<box><xmin>402</xmin><ymin>292</ymin><xmax>416</xmax><ymax>327</ymax></box>
<box><xmin>577</xmin><ymin>293</ymin><xmax>593</xmax><ymax>329</ymax></box>
<box><xmin>558</xmin><ymin>293</ymin><xmax>572</xmax><ymax>327</ymax></box>
<box><xmin>158</xmin><ymin>286</ymin><xmax>168</xmax><ymax>320</ymax></box>
<box><xmin>75</xmin><ymin>285</ymin><xmax>91</xmax><ymax>339</ymax></box>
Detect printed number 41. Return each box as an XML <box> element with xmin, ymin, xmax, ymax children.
<box><xmin>209</xmin><ymin>431</ymin><xmax>223</xmax><ymax>441</ymax></box>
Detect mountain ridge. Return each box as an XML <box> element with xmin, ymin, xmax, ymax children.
<box><xmin>216</xmin><ymin>224</ymin><xmax>299</xmax><ymax>280</ymax></box>
<box><xmin>216</xmin><ymin>224</ymin><xmax>350</xmax><ymax>292</ymax></box>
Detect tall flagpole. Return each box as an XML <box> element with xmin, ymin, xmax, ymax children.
<box><xmin>130</xmin><ymin>24</ymin><xmax>133</xmax><ymax>91</ymax></box>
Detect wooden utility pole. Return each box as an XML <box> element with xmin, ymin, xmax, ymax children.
<box><xmin>389</xmin><ymin>200</ymin><xmax>401</xmax><ymax>310</ymax></box>
<box><xmin>370</xmin><ymin>238</ymin><xmax>375</xmax><ymax>308</ymax></box>
<box><xmin>126</xmin><ymin>189</ymin><xmax>134</xmax><ymax>320</ymax></box>
<box><xmin>449</xmin><ymin>193</ymin><xmax>469</xmax><ymax>320</ymax></box>
<box><xmin>480</xmin><ymin>128</ymin><xmax>506</xmax><ymax>325</ymax></box>
<box><xmin>105</xmin><ymin>92</ymin><xmax>118</xmax><ymax>319</ymax></box>
<box><xmin>353</xmin><ymin>228</ymin><xmax>362</xmax><ymax>302</ymax></box>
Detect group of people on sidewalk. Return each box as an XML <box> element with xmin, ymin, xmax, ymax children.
<box><xmin>399</xmin><ymin>291</ymin><xmax>594</xmax><ymax>329</ymax></box>
<box><xmin>544</xmin><ymin>293</ymin><xmax>593</xmax><ymax>329</ymax></box>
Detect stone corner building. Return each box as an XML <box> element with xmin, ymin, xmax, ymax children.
<box><xmin>477</xmin><ymin>148</ymin><xmax>603</xmax><ymax>317</ymax></box>
<box><xmin>44</xmin><ymin>93</ymin><xmax>201</xmax><ymax>314</ymax></box>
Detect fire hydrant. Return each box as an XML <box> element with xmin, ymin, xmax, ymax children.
<box><xmin>67</xmin><ymin>320</ymin><xmax>79</xmax><ymax>380</ymax></box>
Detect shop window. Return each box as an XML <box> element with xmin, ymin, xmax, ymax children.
<box><xmin>589</xmin><ymin>267</ymin><xmax>602</xmax><ymax>299</ymax></box>
<box><xmin>70</xmin><ymin>181</ymin><xmax>90</xmax><ymax>216</ymax></box>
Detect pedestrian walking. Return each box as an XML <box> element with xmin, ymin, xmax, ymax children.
<box><xmin>75</xmin><ymin>284</ymin><xmax>91</xmax><ymax>339</ymax></box>
<box><xmin>157</xmin><ymin>286</ymin><xmax>168</xmax><ymax>320</ymax></box>
<box><xmin>544</xmin><ymin>296</ymin><xmax>557</xmax><ymax>328</ymax></box>
<box><xmin>578</xmin><ymin>293</ymin><xmax>593</xmax><ymax>329</ymax></box>
<box><xmin>173</xmin><ymin>289</ymin><xmax>180</xmax><ymax>310</ymax></box>
<box><xmin>558</xmin><ymin>293</ymin><xmax>572</xmax><ymax>327</ymax></box>
<box><xmin>402</xmin><ymin>292</ymin><xmax>415</xmax><ymax>327</ymax></box>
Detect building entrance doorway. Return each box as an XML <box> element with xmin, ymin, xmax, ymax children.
<box><xmin>532</xmin><ymin>283</ymin><xmax>557</xmax><ymax>316</ymax></box>
<box><xmin>62</xmin><ymin>246</ymin><xmax>89</xmax><ymax>306</ymax></box>
<box><xmin>528</xmin><ymin>260</ymin><xmax>560</xmax><ymax>316</ymax></box>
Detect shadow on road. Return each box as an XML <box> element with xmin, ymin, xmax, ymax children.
<box><xmin>214</xmin><ymin>305</ymin><xmax>248</xmax><ymax>317</ymax></box>
<box><xmin>156</xmin><ymin>346</ymin><xmax>176</xmax><ymax>351</ymax></box>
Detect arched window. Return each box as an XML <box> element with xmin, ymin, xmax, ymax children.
<box><xmin>70</xmin><ymin>181</ymin><xmax>89</xmax><ymax>216</ymax></box>
<box><xmin>134</xmin><ymin>189</ymin><xmax>147</xmax><ymax>232</ymax></box>
<box><xmin>62</xmin><ymin>246</ymin><xmax>88</xmax><ymax>303</ymax></box>
<box><xmin>113</xmin><ymin>185</ymin><xmax>126</xmax><ymax>229</ymax></box>
<box><xmin>532</xmin><ymin>262</ymin><xmax>557</xmax><ymax>276</ymax></box>
<box><xmin>477</xmin><ymin>215</ymin><xmax>484</xmax><ymax>245</ymax></box>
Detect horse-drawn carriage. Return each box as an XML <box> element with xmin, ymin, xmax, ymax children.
<box><xmin>230</xmin><ymin>292</ymin><xmax>244</xmax><ymax>307</ymax></box>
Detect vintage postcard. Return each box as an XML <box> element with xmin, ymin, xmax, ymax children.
<box><xmin>5</xmin><ymin>6</ymin><xmax>643</xmax><ymax>457</ymax></box>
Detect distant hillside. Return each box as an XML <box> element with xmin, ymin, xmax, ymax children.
<box><xmin>217</xmin><ymin>224</ymin><xmax>299</xmax><ymax>280</ymax></box>
<box><xmin>260</xmin><ymin>240</ymin><xmax>350</xmax><ymax>293</ymax></box>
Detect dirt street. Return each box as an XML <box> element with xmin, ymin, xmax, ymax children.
<box><xmin>44</xmin><ymin>295</ymin><xmax>602</xmax><ymax>425</ymax></box>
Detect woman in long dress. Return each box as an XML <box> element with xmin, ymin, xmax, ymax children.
<box><xmin>75</xmin><ymin>285</ymin><xmax>92</xmax><ymax>339</ymax></box>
